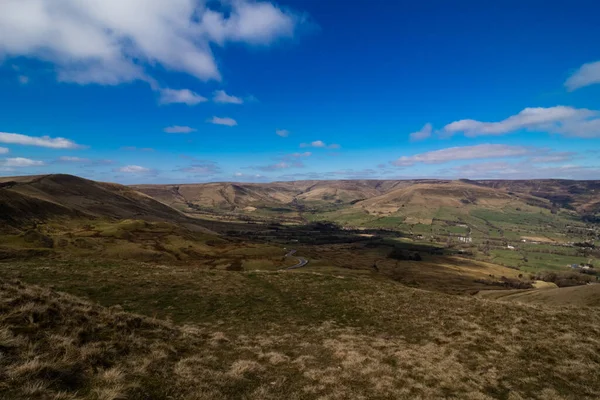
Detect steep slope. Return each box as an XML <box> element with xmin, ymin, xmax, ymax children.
<box><xmin>0</xmin><ymin>174</ymin><xmax>188</xmax><ymax>226</ymax></box>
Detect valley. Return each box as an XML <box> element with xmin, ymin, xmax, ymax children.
<box><xmin>1</xmin><ymin>174</ymin><xmax>599</xmax><ymax>399</ymax></box>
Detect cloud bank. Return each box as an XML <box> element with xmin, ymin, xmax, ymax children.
<box><xmin>0</xmin><ymin>0</ymin><xmax>303</xmax><ymax>85</ymax></box>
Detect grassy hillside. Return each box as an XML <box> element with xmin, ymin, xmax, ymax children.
<box><xmin>476</xmin><ymin>283</ymin><xmax>600</xmax><ymax>306</ymax></box>
<box><xmin>2</xmin><ymin>268</ymin><xmax>600</xmax><ymax>399</ymax></box>
<box><xmin>0</xmin><ymin>174</ymin><xmax>188</xmax><ymax>224</ymax></box>
<box><xmin>0</xmin><ymin>174</ymin><xmax>292</xmax><ymax>266</ymax></box>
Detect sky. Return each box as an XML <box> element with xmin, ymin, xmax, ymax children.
<box><xmin>0</xmin><ymin>0</ymin><xmax>599</xmax><ymax>184</ymax></box>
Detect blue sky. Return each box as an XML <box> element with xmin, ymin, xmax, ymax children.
<box><xmin>0</xmin><ymin>0</ymin><xmax>599</xmax><ymax>183</ymax></box>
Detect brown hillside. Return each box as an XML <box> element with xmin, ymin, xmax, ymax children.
<box><xmin>476</xmin><ymin>284</ymin><xmax>600</xmax><ymax>307</ymax></box>
<box><xmin>0</xmin><ymin>174</ymin><xmax>188</xmax><ymax>226</ymax></box>
<box><xmin>477</xmin><ymin>179</ymin><xmax>600</xmax><ymax>213</ymax></box>
<box><xmin>353</xmin><ymin>181</ymin><xmax>533</xmax><ymax>215</ymax></box>
<box><xmin>132</xmin><ymin>178</ymin><xmax>599</xmax><ymax>218</ymax></box>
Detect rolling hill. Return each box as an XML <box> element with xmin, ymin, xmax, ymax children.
<box><xmin>0</xmin><ymin>174</ymin><xmax>251</xmax><ymax>262</ymax></box>
<box><xmin>0</xmin><ymin>174</ymin><xmax>192</xmax><ymax>226</ymax></box>
<box><xmin>132</xmin><ymin>178</ymin><xmax>600</xmax><ymax>217</ymax></box>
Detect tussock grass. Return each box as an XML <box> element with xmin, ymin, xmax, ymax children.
<box><xmin>2</xmin><ymin>272</ymin><xmax>600</xmax><ymax>399</ymax></box>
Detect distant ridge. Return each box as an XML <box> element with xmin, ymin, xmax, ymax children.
<box><xmin>131</xmin><ymin>178</ymin><xmax>600</xmax><ymax>215</ymax></box>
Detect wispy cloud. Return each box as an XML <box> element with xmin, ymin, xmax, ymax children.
<box><xmin>300</xmin><ymin>140</ymin><xmax>340</xmax><ymax>149</ymax></box>
<box><xmin>213</xmin><ymin>90</ymin><xmax>243</xmax><ymax>104</ymax></box>
<box><xmin>410</xmin><ymin>123</ymin><xmax>433</xmax><ymax>141</ymax></box>
<box><xmin>18</xmin><ymin>75</ymin><xmax>29</xmax><ymax>84</ymax></box>
<box><xmin>234</xmin><ymin>172</ymin><xmax>264</xmax><ymax>179</ymax></box>
<box><xmin>175</xmin><ymin>161</ymin><xmax>221</xmax><ymax>176</ymax></box>
<box><xmin>58</xmin><ymin>156</ymin><xmax>88</xmax><ymax>163</ymax></box>
<box><xmin>115</xmin><ymin>165</ymin><xmax>153</xmax><ymax>174</ymax></box>
<box><xmin>528</xmin><ymin>152</ymin><xmax>575</xmax><ymax>163</ymax></box>
<box><xmin>0</xmin><ymin>132</ymin><xmax>83</xmax><ymax>149</ymax></box>
<box><xmin>1</xmin><ymin>157</ymin><xmax>44</xmax><ymax>167</ymax></box>
<box><xmin>0</xmin><ymin>1</ymin><xmax>304</xmax><ymax>86</ymax></box>
<box><xmin>164</xmin><ymin>125</ymin><xmax>197</xmax><ymax>134</ymax></box>
<box><xmin>159</xmin><ymin>89</ymin><xmax>207</xmax><ymax>106</ymax></box>
<box><xmin>276</xmin><ymin>129</ymin><xmax>290</xmax><ymax>137</ymax></box>
<box><xmin>392</xmin><ymin>144</ymin><xmax>532</xmax><ymax>166</ymax></box>
<box><xmin>0</xmin><ymin>147</ymin><xmax>8</xmax><ymax>154</ymax></box>
<box><xmin>289</xmin><ymin>152</ymin><xmax>312</xmax><ymax>158</ymax></box>
<box><xmin>565</xmin><ymin>60</ymin><xmax>600</xmax><ymax>91</ymax></box>
<box><xmin>442</xmin><ymin>106</ymin><xmax>600</xmax><ymax>139</ymax></box>
<box><xmin>208</xmin><ymin>116</ymin><xmax>238</xmax><ymax>126</ymax></box>
<box><xmin>253</xmin><ymin>161</ymin><xmax>305</xmax><ymax>171</ymax></box>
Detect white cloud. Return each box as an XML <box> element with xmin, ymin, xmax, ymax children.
<box><xmin>300</xmin><ymin>140</ymin><xmax>340</xmax><ymax>149</ymax></box>
<box><xmin>200</xmin><ymin>0</ymin><xmax>298</xmax><ymax>46</ymax></box>
<box><xmin>58</xmin><ymin>156</ymin><xmax>89</xmax><ymax>162</ymax></box>
<box><xmin>276</xmin><ymin>129</ymin><xmax>290</xmax><ymax>137</ymax></box>
<box><xmin>234</xmin><ymin>172</ymin><xmax>263</xmax><ymax>178</ymax></box>
<box><xmin>2</xmin><ymin>157</ymin><xmax>44</xmax><ymax>167</ymax></box>
<box><xmin>164</xmin><ymin>125</ymin><xmax>196</xmax><ymax>134</ymax></box>
<box><xmin>117</xmin><ymin>165</ymin><xmax>151</xmax><ymax>174</ymax></box>
<box><xmin>0</xmin><ymin>132</ymin><xmax>83</xmax><ymax>148</ymax></box>
<box><xmin>18</xmin><ymin>75</ymin><xmax>29</xmax><ymax>84</ymax></box>
<box><xmin>0</xmin><ymin>0</ymin><xmax>303</xmax><ymax>85</ymax></box>
<box><xmin>0</xmin><ymin>147</ymin><xmax>8</xmax><ymax>154</ymax></box>
<box><xmin>410</xmin><ymin>123</ymin><xmax>432</xmax><ymax>141</ymax></box>
<box><xmin>208</xmin><ymin>116</ymin><xmax>237</xmax><ymax>126</ymax></box>
<box><xmin>159</xmin><ymin>88</ymin><xmax>207</xmax><ymax>106</ymax></box>
<box><xmin>290</xmin><ymin>152</ymin><xmax>312</xmax><ymax>158</ymax></box>
<box><xmin>213</xmin><ymin>90</ymin><xmax>243</xmax><ymax>104</ymax></box>
<box><xmin>392</xmin><ymin>144</ymin><xmax>532</xmax><ymax>167</ymax></box>
<box><xmin>443</xmin><ymin>106</ymin><xmax>600</xmax><ymax>138</ymax></box>
<box><xmin>565</xmin><ymin>60</ymin><xmax>600</xmax><ymax>91</ymax></box>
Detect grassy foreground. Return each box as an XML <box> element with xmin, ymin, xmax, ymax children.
<box><xmin>1</xmin><ymin>264</ymin><xmax>600</xmax><ymax>399</ymax></box>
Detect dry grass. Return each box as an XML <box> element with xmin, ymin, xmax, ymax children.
<box><xmin>2</xmin><ymin>272</ymin><xmax>600</xmax><ymax>399</ymax></box>
<box><xmin>477</xmin><ymin>283</ymin><xmax>600</xmax><ymax>306</ymax></box>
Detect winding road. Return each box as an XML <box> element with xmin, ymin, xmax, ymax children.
<box><xmin>284</xmin><ymin>249</ymin><xmax>309</xmax><ymax>270</ymax></box>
